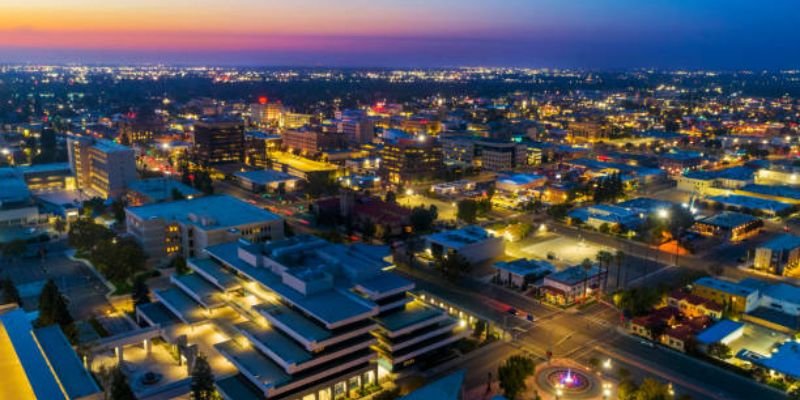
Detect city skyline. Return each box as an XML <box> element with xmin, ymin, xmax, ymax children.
<box><xmin>1</xmin><ymin>0</ymin><xmax>799</xmax><ymax>69</ymax></box>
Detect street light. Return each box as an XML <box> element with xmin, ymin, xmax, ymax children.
<box><xmin>603</xmin><ymin>358</ymin><xmax>612</xmax><ymax>370</ymax></box>
<box><xmin>657</xmin><ymin>208</ymin><xmax>670</xmax><ymax>219</ymax></box>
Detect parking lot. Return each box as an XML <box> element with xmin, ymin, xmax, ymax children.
<box><xmin>2</xmin><ymin>246</ymin><xmax>112</xmax><ymax>321</ymax></box>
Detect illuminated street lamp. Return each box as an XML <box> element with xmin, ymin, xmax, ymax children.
<box><xmin>603</xmin><ymin>358</ymin><xmax>612</xmax><ymax>370</ymax></box>
<box><xmin>657</xmin><ymin>208</ymin><xmax>670</xmax><ymax>219</ymax></box>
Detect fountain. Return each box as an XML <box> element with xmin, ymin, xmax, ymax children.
<box><xmin>536</xmin><ymin>365</ymin><xmax>599</xmax><ymax>399</ymax></box>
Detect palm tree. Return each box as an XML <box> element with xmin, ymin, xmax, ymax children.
<box><xmin>614</xmin><ymin>250</ymin><xmax>625</xmax><ymax>289</ymax></box>
<box><xmin>581</xmin><ymin>258</ymin><xmax>593</xmax><ymax>303</ymax></box>
<box><xmin>595</xmin><ymin>250</ymin><xmax>613</xmax><ymax>294</ymax></box>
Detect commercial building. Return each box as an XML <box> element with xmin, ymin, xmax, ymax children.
<box><xmin>495</xmin><ymin>173</ymin><xmax>547</xmax><ymax>193</ymax></box>
<box><xmin>233</xmin><ymin>170</ymin><xmax>301</xmax><ymax>193</ymax></box>
<box><xmin>754</xmin><ymin>234</ymin><xmax>800</xmax><ymax>276</ymax></box>
<box><xmin>424</xmin><ymin>225</ymin><xmax>504</xmax><ymax>264</ymax></box>
<box><xmin>692</xmin><ymin>277</ymin><xmax>761</xmax><ymax>314</ymax></box>
<box><xmin>379</xmin><ymin>137</ymin><xmax>443</xmax><ymax>185</ymax></box>
<box><xmin>0</xmin><ymin>168</ymin><xmax>42</xmax><ymax>228</ymax></box>
<box><xmin>192</xmin><ymin>119</ymin><xmax>245</xmax><ymax>166</ymax></box>
<box><xmin>541</xmin><ymin>265</ymin><xmax>608</xmax><ymax>306</ymax></box>
<box><xmin>68</xmin><ymin>137</ymin><xmax>137</xmax><ymax>198</ymax></box>
<box><xmin>244</xmin><ymin>131</ymin><xmax>282</xmax><ymax>169</ymax></box>
<box><xmin>0</xmin><ymin>305</ymin><xmax>102</xmax><ymax>400</ymax></box>
<box><xmin>137</xmin><ymin>236</ymin><xmax>467</xmax><ymax>400</ymax></box>
<box><xmin>125</xmin><ymin>195</ymin><xmax>284</xmax><ymax>266</ymax></box>
<box><xmin>126</xmin><ymin>177</ymin><xmax>201</xmax><ymax>206</ymax></box>
<box><xmin>440</xmin><ymin>137</ymin><xmax>527</xmax><ymax>171</ymax></box>
<box><xmin>492</xmin><ymin>259</ymin><xmax>555</xmax><ymax>287</ymax></box>
<box><xmin>692</xmin><ymin>211</ymin><xmax>763</xmax><ymax>241</ymax></box>
<box><xmin>706</xmin><ymin>195</ymin><xmax>794</xmax><ymax>217</ymax></box>
<box><xmin>676</xmin><ymin>166</ymin><xmax>755</xmax><ymax>194</ymax></box>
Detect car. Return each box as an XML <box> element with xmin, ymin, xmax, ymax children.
<box><xmin>507</xmin><ymin>308</ymin><xmax>518</xmax><ymax>316</ymax></box>
<box><xmin>640</xmin><ymin>340</ymin><xmax>655</xmax><ymax>348</ymax></box>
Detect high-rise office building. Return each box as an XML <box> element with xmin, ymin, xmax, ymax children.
<box><xmin>192</xmin><ymin>119</ymin><xmax>245</xmax><ymax>166</ymax></box>
<box><xmin>67</xmin><ymin>137</ymin><xmax>137</xmax><ymax>198</ymax></box>
<box><xmin>379</xmin><ymin>136</ymin><xmax>443</xmax><ymax>185</ymax></box>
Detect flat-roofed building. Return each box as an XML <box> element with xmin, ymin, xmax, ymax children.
<box><xmin>692</xmin><ymin>211</ymin><xmax>763</xmax><ymax>241</ymax></box>
<box><xmin>692</xmin><ymin>277</ymin><xmax>760</xmax><ymax>314</ymax></box>
<box><xmin>136</xmin><ymin>236</ymin><xmax>466</xmax><ymax>400</ymax></box>
<box><xmin>0</xmin><ymin>305</ymin><xmax>102</xmax><ymax>400</ymax></box>
<box><xmin>0</xmin><ymin>168</ymin><xmax>41</xmax><ymax>228</ymax></box>
<box><xmin>379</xmin><ymin>137</ymin><xmax>443</xmax><ymax>185</ymax></box>
<box><xmin>541</xmin><ymin>264</ymin><xmax>608</xmax><ymax>306</ymax></box>
<box><xmin>125</xmin><ymin>194</ymin><xmax>284</xmax><ymax>266</ymax></box>
<box><xmin>191</xmin><ymin>119</ymin><xmax>245</xmax><ymax>166</ymax></box>
<box><xmin>126</xmin><ymin>177</ymin><xmax>201</xmax><ymax>206</ymax></box>
<box><xmin>754</xmin><ymin>234</ymin><xmax>800</xmax><ymax>276</ymax></box>
<box><xmin>424</xmin><ymin>225</ymin><xmax>504</xmax><ymax>264</ymax></box>
<box><xmin>233</xmin><ymin>170</ymin><xmax>301</xmax><ymax>193</ymax></box>
<box><xmin>68</xmin><ymin>137</ymin><xmax>136</xmax><ymax>198</ymax></box>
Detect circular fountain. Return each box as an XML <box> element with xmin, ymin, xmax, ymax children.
<box><xmin>536</xmin><ymin>365</ymin><xmax>600</xmax><ymax>399</ymax></box>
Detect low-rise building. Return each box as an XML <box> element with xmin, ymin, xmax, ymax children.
<box><xmin>754</xmin><ymin>234</ymin><xmax>800</xmax><ymax>276</ymax></box>
<box><xmin>0</xmin><ymin>305</ymin><xmax>103</xmax><ymax>400</ymax></box>
<box><xmin>692</xmin><ymin>211</ymin><xmax>763</xmax><ymax>241</ymax></box>
<box><xmin>541</xmin><ymin>264</ymin><xmax>608</xmax><ymax>306</ymax></box>
<box><xmin>126</xmin><ymin>177</ymin><xmax>201</xmax><ymax>206</ymax></box>
<box><xmin>423</xmin><ymin>226</ymin><xmax>504</xmax><ymax>264</ymax></box>
<box><xmin>667</xmin><ymin>290</ymin><xmax>723</xmax><ymax>320</ymax></box>
<box><xmin>492</xmin><ymin>258</ymin><xmax>555</xmax><ymax>287</ymax></box>
<box><xmin>125</xmin><ymin>194</ymin><xmax>284</xmax><ymax>266</ymax></box>
<box><xmin>233</xmin><ymin>170</ymin><xmax>302</xmax><ymax>193</ymax></box>
<box><xmin>692</xmin><ymin>277</ymin><xmax>760</xmax><ymax>314</ymax></box>
<box><xmin>676</xmin><ymin>166</ymin><xmax>755</xmax><ymax>194</ymax></box>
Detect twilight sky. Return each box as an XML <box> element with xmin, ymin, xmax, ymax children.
<box><xmin>0</xmin><ymin>0</ymin><xmax>798</xmax><ymax>69</ymax></box>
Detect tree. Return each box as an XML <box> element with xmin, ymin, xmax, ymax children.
<box><xmin>384</xmin><ymin>191</ymin><xmax>397</xmax><ymax>204</ymax></box>
<box><xmin>171</xmin><ymin>187</ymin><xmax>186</xmax><ymax>201</ymax></box>
<box><xmin>707</xmin><ymin>342</ymin><xmax>732</xmax><ymax>360</ymax></box>
<box><xmin>306</xmin><ymin>173</ymin><xmax>335</xmax><ymax>198</ymax></box>
<box><xmin>0</xmin><ymin>277</ymin><xmax>21</xmax><ymax>305</ymax></box>
<box><xmin>472</xmin><ymin>319</ymin><xmax>487</xmax><ymax>340</ymax></box>
<box><xmin>191</xmin><ymin>354</ymin><xmax>217</xmax><ymax>400</ymax></box>
<box><xmin>361</xmin><ymin>220</ymin><xmax>376</xmax><ymax>240</ymax></box>
<box><xmin>581</xmin><ymin>258</ymin><xmax>594</xmax><ymax>302</ymax></box>
<box><xmin>635</xmin><ymin>378</ymin><xmax>671</xmax><ymax>400</ymax></box>
<box><xmin>111</xmin><ymin>199</ymin><xmax>127</xmax><ymax>224</ymax></box>
<box><xmin>2</xmin><ymin>239</ymin><xmax>26</xmax><ymax>259</ymax></box>
<box><xmin>172</xmin><ymin>255</ymin><xmax>189</xmax><ymax>275</ymax></box>
<box><xmin>132</xmin><ymin>277</ymin><xmax>151</xmax><ymax>307</ymax></box>
<box><xmin>596</xmin><ymin>250</ymin><xmax>613</xmax><ymax>293</ymax></box>
<box><xmin>438</xmin><ymin>252</ymin><xmax>472</xmax><ymax>281</ymax></box>
<box><xmin>109</xmin><ymin>367</ymin><xmax>136</xmax><ymax>400</ymax></box>
<box><xmin>82</xmin><ymin>196</ymin><xmax>106</xmax><ymax>217</ymax></box>
<box><xmin>53</xmin><ymin>217</ymin><xmax>67</xmax><ymax>234</ymax></box>
<box><xmin>410</xmin><ymin>206</ymin><xmax>437</xmax><ymax>232</ymax></box>
<box><xmin>497</xmin><ymin>355</ymin><xmax>535</xmax><ymax>400</ymax></box>
<box><xmin>68</xmin><ymin>219</ymin><xmax>115</xmax><ymax>253</ymax></box>
<box><xmin>614</xmin><ymin>250</ymin><xmax>626</xmax><ymax>289</ymax></box>
<box><xmin>457</xmin><ymin>199</ymin><xmax>478</xmax><ymax>223</ymax></box>
<box><xmin>37</xmin><ymin>279</ymin><xmax>74</xmax><ymax>339</ymax></box>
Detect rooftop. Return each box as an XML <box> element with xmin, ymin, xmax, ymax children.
<box><xmin>683</xmin><ymin>166</ymin><xmax>754</xmax><ymax>182</ymax></box>
<box><xmin>377</xmin><ymin>301</ymin><xmax>444</xmax><ymax>331</ymax></box>
<box><xmin>694</xmin><ymin>277</ymin><xmax>758</xmax><ymax>298</ymax></box>
<box><xmin>494</xmin><ymin>258</ymin><xmax>555</xmax><ymax>277</ymax></box>
<box><xmin>708</xmin><ymin>195</ymin><xmax>792</xmax><ymax>213</ymax></box>
<box><xmin>697</xmin><ymin>211</ymin><xmax>760</xmax><ymax>230</ymax></box>
<box><xmin>215</xmin><ymin>340</ymin><xmax>290</xmax><ymax>391</ymax></box>
<box><xmin>126</xmin><ymin>194</ymin><xmax>281</xmax><ymax>231</ymax></box>
<box><xmin>154</xmin><ymin>287</ymin><xmax>207</xmax><ymax>325</ymax></box>
<box><xmin>236</xmin><ymin>321</ymin><xmax>312</xmax><ymax>365</ymax></box>
<box><xmin>234</xmin><ymin>170</ymin><xmax>298</xmax><ymax>184</ymax></box>
<box><xmin>763</xmin><ymin>283</ymin><xmax>800</xmax><ymax>305</ymax></box>
<box><xmin>425</xmin><ymin>225</ymin><xmax>495</xmax><ymax>249</ymax></box>
<box><xmin>740</xmin><ymin>184</ymin><xmax>800</xmax><ymax>200</ymax></box>
<box><xmin>695</xmin><ymin>319</ymin><xmax>744</xmax><ymax>344</ymax></box>
<box><xmin>127</xmin><ymin>178</ymin><xmax>200</xmax><ymax>202</ymax></box>
<box><xmin>760</xmin><ymin>234</ymin><xmax>800</xmax><ymax>252</ymax></box>
<box><xmin>400</xmin><ymin>370</ymin><xmax>465</xmax><ymax>400</ymax></box>
<box><xmin>0</xmin><ymin>307</ymin><xmax>101</xmax><ymax>400</ymax></box>
<box><xmin>545</xmin><ymin>265</ymin><xmax>603</xmax><ymax>286</ymax></box>
<box><xmin>743</xmin><ymin>340</ymin><xmax>800</xmax><ymax>379</ymax></box>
